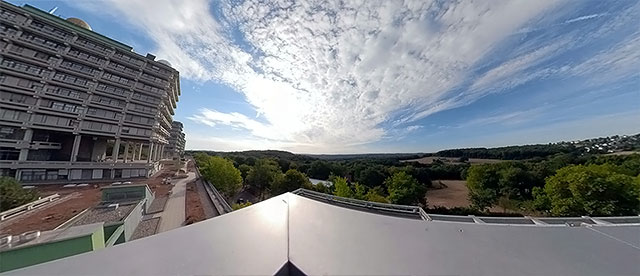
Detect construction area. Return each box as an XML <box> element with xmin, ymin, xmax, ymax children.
<box><xmin>0</xmin><ymin>158</ymin><xmax>228</xmax><ymax>272</ymax></box>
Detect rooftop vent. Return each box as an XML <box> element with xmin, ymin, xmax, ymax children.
<box><xmin>0</xmin><ymin>234</ymin><xmax>12</xmax><ymax>246</ymax></box>
<box><xmin>146</xmin><ymin>53</ymin><xmax>156</xmax><ymax>61</ymax></box>
<box><xmin>20</xmin><ymin>230</ymin><xmax>41</xmax><ymax>242</ymax></box>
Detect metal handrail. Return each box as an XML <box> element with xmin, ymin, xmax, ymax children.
<box><xmin>293</xmin><ymin>188</ymin><xmax>429</xmax><ymax>220</ymax></box>
<box><xmin>292</xmin><ymin>189</ymin><xmax>639</xmax><ymax>226</ymax></box>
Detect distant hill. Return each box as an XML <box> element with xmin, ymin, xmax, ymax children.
<box><xmin>306</xmin><ymin>153</ymin><xmax>423</xmax><ymax>161</ymax></box>
<box><xmin>186</xmin><ymin>133</ymin><xmax>639</xmax><ymax>161</ymax></box>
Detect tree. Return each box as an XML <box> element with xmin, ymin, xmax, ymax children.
<box><xmin>465</xmin><ymin>165</ymin><xmax>500</xmax><ymax>210</ymax></box>
<box><xmin>366</xmin><ymin>186</ymin><xmax>389</xmax><ymax>203</ymax></box>
<box><xmin>385</xmin><ymin>172</ymin><xmax>426</xmax><ymax>205</ymax></box>
<box><xmin>271</xmin><ymin>169</ymin><xmax>312</xmax><ymax>195</ymax></box>
<box><xmin>0</xmin><ymin>177</ymin><xmax>39</xmax><ymax>211</ymax></box>
<box><xmin>199</xmin><ymin>156</ymin><xmax>243</xmax><ymax>198</ymax></box>
<box><xmin>357</xmin><ymin>166</ymin><xmax>386</xmax><ymax>187</ymax></box>
<box><xmin>333</xmin><ymin>177</ymin><xmax>354</xmax><ymax>198</ymax></box>
<box><xmin>353</xmin><ymin>182</ymin><xmax>367</xmax><ymax>200</ymax></box>
<box><xmin>246</xmin><ymin>159</ymin><xmax>282</xmax><ymax>198</ymax></box>
<box><xmin>538</xmin><ymin>164</ymin><xmax>640</xmax><ymax>216</ymax></box>
<box><xmin>238</xmin><ymin>164</ymin><xmax>252</xmax><ymax>182</ymax></box>
<box><xmin>308</xmin><ymin>160</ymin><xmax>332</xmax><ymax>180</ymax></box>
<box><xmin>311</xmin><ymin>181</ymin><xmax>330</xmax><ymax>194</ymax></box>
<box><xmin>232</xmin><ymin>202</ymin><xmax>252</xmax><ymax>210</ymax></box>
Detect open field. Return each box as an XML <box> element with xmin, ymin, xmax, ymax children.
<box><xmin>604</xmin><ymin>151</ymin><xmax>640</xmax><ymax>156</ymax></box>
<box><xmin>426</xmin><ymin>180</ymin><xmax>470</xmax><ymax>208</ymax></box>
<box><xmin>402</xmin><ymin>156</ymin><xmax>503</xmax><ymax>165</ymax></box>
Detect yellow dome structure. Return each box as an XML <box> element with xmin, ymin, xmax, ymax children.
<box><xmin>66</xmin><ymin>18</ymin><xmax>91</xmax><ymax>30</ymax></box>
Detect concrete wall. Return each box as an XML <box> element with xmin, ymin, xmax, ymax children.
<box><xmin>102</xmin><ymin>223</ymin><xmax>124</xmax><ymax>244</ymax></box>
<box><xmin>122</xmin><ymin>200</ymin><xmax>145</xmax><ymax>241</ymax></box>
<box><xmin>0</xmin><ymin>228</ymin><xmax>104</xmax><ymax>272</ymax></box>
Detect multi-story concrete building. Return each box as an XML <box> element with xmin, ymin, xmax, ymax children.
<box><xmin>0</xmin><ymin>3</ymin><xmax>181</xmax><ymax>183</ymax></box>
<box><xmin>163</xmin><ymin>121</ymin><xmax>185</xmax><ymax>159</ymax></box>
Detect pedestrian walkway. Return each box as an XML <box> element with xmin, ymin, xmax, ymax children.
<box><xmin>157</xmin><ymin>172</ymin><xmax>195</xmax><ymax>232</ymax></box>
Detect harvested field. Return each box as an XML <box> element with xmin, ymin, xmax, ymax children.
<box><xmin>402</xmin><ymin>156</ymin><xmax>503</xmax><ymax>165</ymax></box>
<box><xmin>426</xmin><ymin>180</ymin><xmax>471</xmax><ymax>208</ymax></box>
<box><xmin>185</xmin><ymin>181</ymin><xmax>206</xmax><ymax>225</ymax></box>
<box><xmin>604</xmin><ymin>151</ymin><xmax>640</xmax><ymax>156</ymax></box>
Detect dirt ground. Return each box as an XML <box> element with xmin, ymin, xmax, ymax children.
<box><xmin>185</xmin><ymin>180</ymin><xmax>206</xmax><ymax>225</ymax></box>
<box><xmin>402</xmin><ymin>156</ymin><xmax>503</xmax><ymax>165</ymax></box>
<box><xmin>0</xmin><ymin>185</ymin><xmax>102</xmax><ymax>235</ymax></box>
<box><xmin>0</xmin><ymin>165</ymin><xmax>178</xmax><ymax>236</ymax></box>
<box><xmin>426</xmin><ymin>180</ymin><xmax>471</xmax><ymax>208</ymax></box>
<box><xmin>143</xmin><ymin>165</ymin><xmax>177</xmax><ymax>197</ymax></box>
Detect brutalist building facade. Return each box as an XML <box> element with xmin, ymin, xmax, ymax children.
<box><xmin>0</xmin><ymin>3</ymin><xmax>181</xmax><ymax>183</ymax></box>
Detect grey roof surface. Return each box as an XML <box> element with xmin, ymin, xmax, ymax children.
<box><xmin>4</xmin><ymin>193</ymin><xmax>639</xmax><ymax>276</ymax></box>
<box><xmin>71</xmin><ymin>203</ymin><xmax>137</xmax><ymax>226</ymax></box>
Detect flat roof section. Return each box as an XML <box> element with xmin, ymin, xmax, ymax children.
<box><xmin>71</xmin><ymin>203</ymin><xmax>137</xmax><ymax>226</ymax></box>
<box><xmin>0</xmin><ymin>223</ymin><xmax>103</xmax><ymax>252</ymax></box>
<box><xmin>5</xmin><ymin>193</ymin><xmax>639</xmax><ymax>276</ymax></box>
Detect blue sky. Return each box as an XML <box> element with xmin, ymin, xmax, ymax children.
<box><xmin>13</xmin><ymin>0</ymin><xmax>640</xmax><ymax>153</ymax></box>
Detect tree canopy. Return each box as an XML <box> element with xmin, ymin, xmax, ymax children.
<box><xmin>246</xmin><ymin>159</ymin><xmax>282</xmax><ymax>198</ymax></box>
<box><xmin>198</xmin><ymin>156</ymin><xmax>242</xmax><ymax>198</ymax></box>
<box><xmin>271</xmin><ymin>169</ymin><xmax>312</xmax><ymax>195</ymax></box>
<box><xmin>536</xmin><ymin>164</ymin><xmax>640</xmax><ymax>216</ymax></box>
<box><xmin>0</xmin><ymin>177</ymin><xmax>39</xmax><ymax>212</ymax></box>
<box><xmin>333</xmin><ymin>177</ymin><xmax>354</xmax><ymax>198</ymax></box>
<box><xmin>385</xmin><ymin>171</ymin><xmax>426</xmax><ymax>206</ymax></box>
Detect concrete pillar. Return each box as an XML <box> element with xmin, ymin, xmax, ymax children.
<box><xmin>18</xmin><ymin>129</ymin><xmax>34</xmax><ymax>161</ymax></box>
<box><xmin>147</xmin><ymin>142</ymin><xmax>154</xmax><ymax>163</ymax></box>
<box><xmin>123</xmin><ymin>142</ymin><xmax>130</xmax><ymax>163</ymax></box>
<box><xmin>111</xmin><ymin>138</ymin><xmax>120</xmax><ymax>162</ymax></box>
<box><xmin>153</xmin><ymin>144</ymin><xmax>160</xmax><ymax>161</ymax></box>
<box><xmin>160</xmin><ymin>145</ymin><xmax>165</xmax><ymax>160</ymax></box>
<box><xmin>137</xmin><ymin>143</ymin><xmax>143</xmax><ymax>160</ymax></box>
<box><xmin>70</xmin><ymin>135</ymin><xmax>81</xmax><ymax>162</ymax></box>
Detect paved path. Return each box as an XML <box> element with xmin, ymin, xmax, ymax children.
<box><xmin>157</xmin><ymin>172</ymin><xmax>195</xmax><ymax>233</ymax></box>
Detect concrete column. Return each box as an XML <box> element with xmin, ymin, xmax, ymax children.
<box><xmin>111</xmin><ymin>138</ymin><xmax>121</xmax><ymax>162</ymax></box>
<box><xmin>137</xmin><ymin>143</ymin><xmax>143</xmax><ymax>161</ymax></box>
<box><xmin>147</xmin><ymin>142</ymin><xmax>154</xmax><ymax>163</ymax></box>
<box><xmin>160</xmin><ymin>145</ymin><xmax>165</xmax><ymax>160</ymax></box>
<box><xmin>154</xmin><ymin>144</ymin><xmax>160</xmax><ymax>161</ymax></box>
<box><xmin>70</xmin><ymin>135</ymin><xmax>81</xmax><ymax>162</ymax></box>
<box><xmin>123</xmin><ymin>142</ymin><xmax>130</xmax><ymax>163</ymax></box>
<box><xmin>18</xmin><ymin>129</ymin><xmax>34</xmax><ymax>161</ymax></box>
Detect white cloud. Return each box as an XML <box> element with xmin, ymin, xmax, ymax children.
<box><xmin>72</xmin><ymin>0</ymin><xmax>639</xmax><ymax>152</ymax></box>
<box><xmin>564</xmin><ymin>13</ymin><xmax>605</xmax><ymax>24</ymax></box>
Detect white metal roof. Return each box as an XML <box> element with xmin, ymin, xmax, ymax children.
<box><xmin>4</xmin><ymin>193</ymin><xmax>639</xmax><ymax>276</ymax></box>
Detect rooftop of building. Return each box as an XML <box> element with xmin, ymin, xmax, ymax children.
<box><xmin>3</xmin><ymin>2</ymin><xmax>178</xmax><ymax>73</ymax></box>
<box><xmin>70</xmin><ymin>202</ymin><xmax>138</xmax><ymax>226</ymax></box>
<box><xmin>0</xmin><ymin>222</ymin><xmax>103</xmax><ymax>252</ymax></box>
<box><xmin>18</xmin><ymin>4</ymin><xmax>133</xmax><ymax>51</ymax></box>
<box><xmin>6</xmin><ymin>191</ymin><xmax>639</xmax><ymax>276</ymax></box>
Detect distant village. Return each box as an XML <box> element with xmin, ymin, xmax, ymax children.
<box><xmin>561</xmin><ymin>134</ymin><xmax>640</xmax><ymax>153</ymax></box>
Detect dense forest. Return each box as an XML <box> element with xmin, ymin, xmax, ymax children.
<box><xmin>191</xmin><ymin>135</ymin><xmax>640</xmax><ymax>216</ymax></box>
